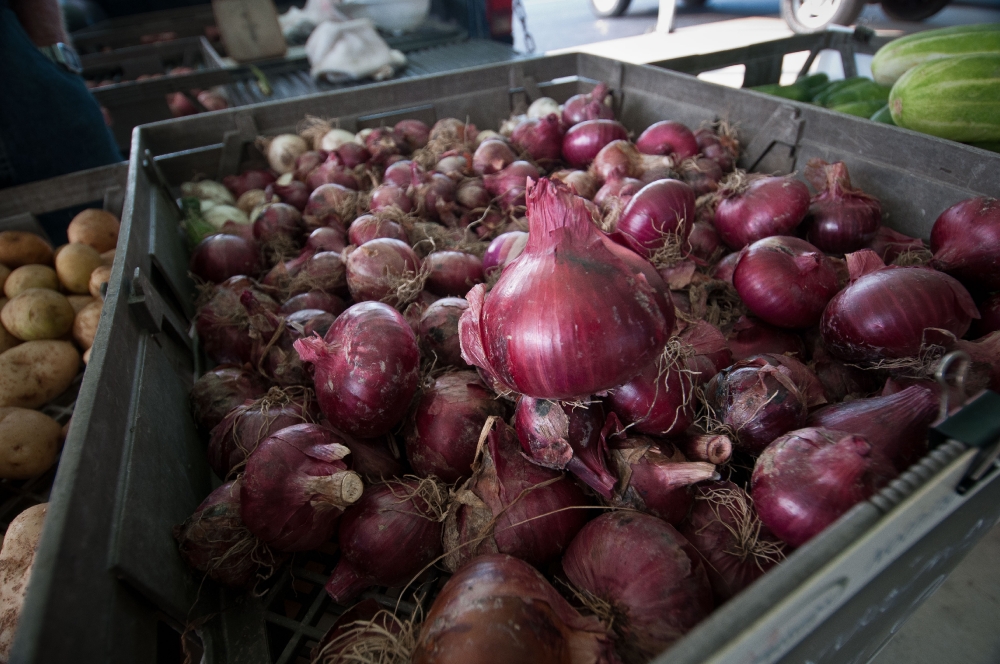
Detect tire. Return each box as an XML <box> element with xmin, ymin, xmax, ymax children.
<box><xmin>589</xmin><ymin>0</ymin><xmax>632</xmax><ymax>18</ymax></box>
<box><xmin>880</xmin><ymin>0</ymin><xmax>950</xmax><ymax>21</ymax></box>
<box><xmin>780</xmin><ymin>0</ymin><xmax>866</xmax><ymax>33</ymax></box>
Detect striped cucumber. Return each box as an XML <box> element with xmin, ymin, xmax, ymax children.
<box><xmin>871</xmin><ymin>23</ymin><xmax>1000</xmax><ymax>86</ymax></box>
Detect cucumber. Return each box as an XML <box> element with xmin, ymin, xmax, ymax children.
<box><xmin>889</xmin><ymin>53</ymin><xmax>1000</xmax><ymax>142</ymax></box>
<box><xmin>870</xmin><ymin>105</ymin><xmax>896</xmax><ymax>125</ymax></box>
<box><xmin>831</xmin><ymin>100</ymin><xmax>890</xmax><ymax>118</ymax></box>
<box><xmin>823</xmin><ymin>81</ymin><xmax>891</xmax><ymax>107</ymax></box>
<box><xmin>812</xmin><ymin>77</ymin><xmax>869</xmax><ymax>105</ymax></box>
<box><xmin>871</xmin><ymin>23</ymin><xmax>1000</xmax><ymax>87</ymax></box>
<box><xmin>795</xmin><ymin>72</ymin><xmax>829</xmax><ymax>95</ymax></box>
<box><xmin>750</xmin><ymin>83</ymin><xmax>811</xmax><ymax>102</ymax></box>
<box><xmin>968</xmin><ymin>141</ymin><xmax>1000</xmax><ymax>154</ymax></box>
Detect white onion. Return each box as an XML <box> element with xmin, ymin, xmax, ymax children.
<box><xmin>200</xmin><ymin>201</ymin><xmax>250</xmax><ymax>229</ymax></box>
<box><xmin>320</xmin><ymin>128</ymin><xmax>359</xmax><ymax>151</ymax></box>
<box><xmin>527</xmin><ymin>97</ymin><xmax>561</xmax><ymax>119</ymax></box>
<box><xmin>181</xmin><ymin>180</ymin><xmax>235</xmax><ymax>205</ymax></box>
<box><xmin>356</xmin><ymin>128</ymin><xmax>374</xmax><ymax>143</ymax></box>
<box><xmin>265</xmin><ymin>134</ymin><xmax>308</xmax><ymax>174</ymax></box>
<box><xmin>474</xmin><ymin>129</ymin><xmax>503</xmax><ymax>148</ymax></box>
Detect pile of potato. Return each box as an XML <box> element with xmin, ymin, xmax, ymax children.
<box><xmin>0</xmin><ymin>208</ymin><xmax>119</xmax><ymax>482</ymax></box>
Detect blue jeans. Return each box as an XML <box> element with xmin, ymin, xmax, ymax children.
<box><xmin>0</xmin><ymin>0</ymin><xmax>122</xmax><ymax>190</ymax></box>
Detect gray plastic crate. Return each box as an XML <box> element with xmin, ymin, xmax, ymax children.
<box><xmin>12</xmin><ymin>54</ymin><xmax>1000</xmax><ymax>664</ymax></box>
<box><xmin>70</xmin><ymin>5</ymin><xmax>221</xmax><ymax>55</ymax></box>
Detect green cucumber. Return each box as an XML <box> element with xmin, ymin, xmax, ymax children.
<box><xmin>870</xmin><ymin>104</ymin><xmax>896</xmax><ymax>125</ymax></box>
<box><xmin>831</xmin><ymin>100</ymin><xmax>891</xmax><ymax>118</ymax></box>
<box><xmin>889</xmin><ymin>53</ymin><xmax>1000</xmax><ymax>143</ymax></box>
<box><xmin>968</xmin><ymin>141</ymin><xmax>1000</xmax><ymax>154</ymax></box>
<box><xmin>823</xmin><ymin>81</ymin><xmax>891</xmax><ymax>107</ymax></box>
<box><xmin>812</xmin><ymin>77</ymin><xmax>868</xmax><ymax>105</ymax></box>
<box><xmin>795</xmin><ymin>72</ymin><xmax>829</xmax><ymax>95</ymax></box>
<box><xmin>750</xmin><ymin>83</ymin><xmax>811</xmax><ymax>101</ymax></box>
<box><xmin>871</xmin><ymin>23</ymin><xmax>1000</xmax><ymax>87</ymax></box>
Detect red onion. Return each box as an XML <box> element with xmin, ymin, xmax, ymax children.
<box><xmin>335</xmin><ymin>431</ymin><xmax>404</xmax><ymax>482</ymax></box>
<box><xmin>279</xmin><ymin>290</ymin><xmax>346</xmax><ymax>316</ymax></box>
<box><xmin>295</xmin><ymin>302</ymin><xmax>419</xmax><ymax>437</ymax></box>
<box><xmin>417</xmin><ymin>297</ymin><xmax>469</xmax><ymax>368</ymax></box>
<box><xmin>799</xmin><ymin>159</ymin><xmax>881</xmax><ymax>254</ymax></box>
<box><xmin>306</xmin><ymin>225</ymin><xmax>347</xmax><ymax>253</ymax></box>
<box><xmin>820</xmin><ymin>250</ymin><xmax>979</xmax><ymax>362</ymax></box>
<box><xmin>334</xmin><ymin>142</ymin><xmax>371</xmax><ymax>169</ymax></box>
<box><xmin>241</xmin><ymin>423</ymin><xmax>363</xmax><ymax>551</ymax></box>
<box><xmin>562</xmin><ymin>511</ymin><xmax>714</xmax><ymax>659</ymax></box>
<box><xmin>972</xmin><ymin>293</ymin><xmax>1000</xmax><ymax>336</ymax></box>
<box><xmin>365</xmin><ymin>127</ymin><xmax>405</xmax><ymax>164</ymax></box>
<box><xmin>752</xmin><ymin>427</ymin><xmax>896</xmax><ymax>547</ymax></box>
<box><xmin>444</xmin><ymin>420</ymin><xmax>590</xmax><ymax>570</ymax></box>
<box><xmin>414</xmin><ymin>554</ymin><xmax>616</xmax><ymax>664</ymax></box>
<box><xmin>930</xmin><ymin>196</ymin><xmax>1000</xmax><ymax>290</ymax></box>
<box><xmin>920</xmin><ymin>327</ymin><xmax>1000</xmax><ymax>392</ymax></box>
<box><xmin>286</xmin><ymin>251</ymin><xmax>347</xmax><ymax>297</ymax></box>
<box><xmin>551</xmin><ymin>169</ymin><xmax>599</xmax><ymax>200</ymax></box>
<box><xmin>636</xmin><ymin>121</ymin><xmax>699</xmax><ymax>160</ymax></box>
<box><xmin>589</xmin><ymin>140</ymin><xmax>673</xmax><ymax>184</ymax></box>
<box><xmin>313</xmin><ymin>599</ymin><xmax>401</xmax><ymax>662</ymax></box>
<box><xmin>460</xmin><ymin>179</ymin><xmax>670</xmax><ymax>400</ymax></box>
<box><xmin>680</xmin><ymin>432</ymin><xmax>733</xmax><ymax>465</ymax></box>
<box><xmin>514</xmin><ymin>397</ymin><xmax>616</xmax><ymax>499</ymax></box>
<box><xmin>807</xmin><ymin>385</ymin><xmax>937</xmax><ymax>472</ymax></box>
<box><xmin>345</xmin><ymin>238</ymin><xmax>422</xmax><ymax>305</ymax></box>
<box><xmin>733</xmin><ymin>236</ymin><xmax>840</xmax><ymax>329</ymax></box>
<box><xmin>325</xmin><ymin>479</ymin><xmax>444</xmax><ymax>603</ymax></box>
<box><xmin>727</xmin><ymin>315</ymin><xmax>806</xmax><ymax>361</ymax></box>
<box><xmin>562</xmin><ymin>82</ymin><xmax>614</xmax><ymax>126</ymax></box>
<box><xmin>305</xmin><ymin>159</ymin><xmax>359</xmax><ymax>192</ymax></box>
<box><xmin>410</xmin><ymin>170</ymin><xmax>458</xmax><ymax>223</ymax></box>
<box><xmin>174</xmin><ymin>480</ymin><xmax>280</xmax><ymax>589</ymax></box>
<box><xmin>687</xmin><ymin>221</ymin><xmax>722</xmax><ymax>263</ymax></box>
<box><xmin>594</xmin><ymin>173</ymin><xmax>643</xmax><ymax>212</ymax></box>
<box><xmin>405</xmin><ymin>372</ymin><xmax>506</xmax><ymax>482</ymax></box>
<box><xmin>483</xmin><ymin>160</ymin><xmax>539</xmax><ymax>197</ymax></box>
<box><xmin>482</xmin><ymin>231</ymin><xmax>527</xmax><ymax>275</ymax></box>
<box><xmin>609</xmin><ymin>352</ymin><xmax>699</xmax><ymax>438</ymax></box>
<box><xmin>347</xmin><ymin>214</ymin><xmax>408</xmax><ymax>246</ymax></box>
<box><xmin>190</xmin><ymin>365</ymin><xmax>268</xmax><ymax>433</ymax></box>
<box><xmin>395</xmin><ymin>118</ymin><xmax>430</xmax><ymax>151</ymax></box>
<box><xmin>435</xmin><ymin>151</ymin><xmax>472</xmax><ymax>181</ymax></box>
<box><xmin>680</xmin><ymin>320</ymin><xmax>733</xmax><ymax>376</ymax></box>
<box><xmin>244</xmin><ymin>295</ymin><xmax>333</xmax><ymax>386</ymax></box>
<box><xmin>713</xmin><ymin>174</ymin><xmax>810</xmax><ymax>249</ymax></box>
<box><xmin>190</xmin><ymin>234</ymin><xmax>259</xmax><ymax>283</ymax></box>
<box><xmin>679</xmin><ymin>157</ymin><xmax>724</xmax><ymax>196</ymax></box>
<box><xmin>369</xmin><ymin>184</ymin><xmax>412</xmax><ymax>214</ymax></box>
<box><xmin>562</xmin><ymin>120</ymin><xmax>629</xmax><ymax>168</ymax></box>
<box><xmin>454</xmin><ymin>177</ymin><xmax>490</xmax><ymax>209</ymax></box>
<box><xmin>265</xmin><ymin>174</ymin><xmax>310</xmax><ymax>211</ymax></box>
<box><xmin>384</xmin><ymin>160</ymin><xmax>415</xmax><ymax>188</ymax></box>
<box><xmin>694</xmin><ymin>127</ymin><xmax>739</xmax><ymax>173</ymax></box>
<box><xmin>706</xmin><ymin>356</ymin><xmax>811</xmax><ymax>454</ymax></box>
<box><xmin>678</xmin><ymin>481</ymin><xmax>784</xmax><ymax>602</ymax></box>
<box><xmin>601</xmin><ymin>237</ymin><xmax>675</xmax><ymax>323</ymax></box>
<box><xmin>223</xmin><ymin>169</ymin><xmax>276</xmax><ymax>198</ymax></box>
<box><xmin>615</xmin><ymin>179</ymin><xmax>695</xmax><ymax>260</ymax></box>
<box><xmin>425</xmin><ymin>251</ymin><xmax>484</xmax><ymax>297</ymax></box>
<box><xmin>511</xmin><ymin>114</ymin><xmax>564</xmax><ymax>162</ymax></box>
<box><xmin>473</xmin><ymin>139</ymin><xmax>516</xmax><ymax>176</ymax></box>
<box><xmin>867</xmin><ymin>226</ymin><xmax>927</xmax><ymax>264</ymax></box>
<box><xmin>254</xmin><ymin>202</ymin><xmax>305</xmax><ymax>255</ymax></box>
<box><xmin>712</xmin><ymin>252</ymin><xmax>739</xmax><ymax>284</ymax></box>
<box><xmin>304</xmin><ymin>183</ymin><xmax>357</xmax><ymax>229</ymax></box>
<box><xmin>195</xmin><ymin>280</ymin><xmax>261</xmax><ymax>365</ymax></box>
<box><xmin>293</xmin><ymin>150</ymin><xmax>328</xmax><ymax>182</ymax></box>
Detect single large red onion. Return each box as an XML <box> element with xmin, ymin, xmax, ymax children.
<box><xmin>405</xmin><ymin>372</ymin><xmax>507</xmax><ymax>482</ymax></box>
<box><xmin>395</xmin><ymin>119</ymin><xmax>430</xmax><ymax>151</ymax></box>
<box><xmin>562</xmin><ymin>120</ymin><xmax>629</xmax><ymax>169</ymax></box>
<box><xmin>347</xmin><ymin>214</ymin><xmax>408</xmax><ymax>246</ymax></box>
<box><xmin>190</xmin><ymin>365</ymin><xmax>268</xmax><ymax>433</ymax></box>
<box><xmin>678</xmin><ymin>481</ymin><xmax>784</xmax><ymax>602</ymax></box>
<box><xmin>514</xmin><ymin>397</ymin><xmax>616</xmax><ymax>499</ymax></box>
<box><xmin>324</xmin><ymin>479</ymin><xmax>444</xmax><ymax>603</ymax></box>
<box><xmin>443</xmin><ymin>420</ymin><xmax>589</xmax><ymax>570</ymax></box>
<box><xmin>802</xmin><ymin>159</ymin><xmax>882</xmax><ymax>254</ymax></box>
<box><xmin>413</xmin><ymin>554</ymin><xmax>617</xmax><ymax>664</ymax></box>
<box><xmin>713</xmin><ymin>174</ymin><xmax>810</xmax><ymax>249</ymax></box>
<box><xmin>460</xmin><ymin>178</ymin><xmax>670</xmax><ymax>400</ymax></box>
<box><xmin>223</xmin><ymin>170</ymin><xmax>276</xmax><ymax>198</ymax></box>
<box><xmin>294</xmin><ymin>151</ymin><xmax>328</xmax><ymax>182</ymax></box>
<box><xmin>930</xmin><ymin>196</ymin><xmax>1000</xmax><ymax>290</ymax></box>
<box><xmin>418</xmin><ymin>297</ymin><xmax>469</xmax><ymax>368</ymax></box>
<box><xmin>295</xmin><ymin>302</ymin><xmax>420</xmax><ymax>437</ymax></box>
<box><xmin>287</xmin><ymin>251</ymin><xmax>347</xmax><ymax>297</ymax></box>
<box><xmin>368</xmin><ymin>184</ymin><xmax>412</xmax><ymax>214</ymax></box>
<box><xmin>636</xmin><ymin>121</ymin><xmax>699</xmax><ymax>160</ymax></box>
<box><xmin>562</xmin><ymin>511</ymin><xmax>714</xmax><ymax>661</ymax></box>
<box><xmin>562</xmin><ymin>82</ymin><xmax>615</xmax><ymax>126</ymax></box>
<box><xmin>472</xmin><ymin>139</ymin><xmax>516</xmax><ymax>176</ymax></box>
<box><xmin>345</xmin><ymin>238</ymin><xmax>422</xmax><ymax>305</ymax></box>
<box><xmin>190</xmin><ymin>234</ymin><xmax>260</xmax><ymax>283</ymax></box>
<box><xmin>383</xmin><ymin>160</ymin><xmax>415</xmax><ymax>188</ymax></box>
<box><xmin>482</xmin><ymin>231</ymin><xmax>527</xmax><ymax>275</ymax></box>
<box><xmin>435</xmin><ymin>151</ymin><xmax>472</xmax><ymax>181</ymax></box>
<box><xmin>807</xmin><ymin>385</ymin><xmax>937</xmax><ymax>472</ymax></box>
<box><xmin>615</xmin><ymin>179</ymin><xmax>696</xmax><ymax>260</ymax></box>
<box><xmin>866</xmin><ymin>226</ymin><xmax>927</xmax><ymax>264</ymax></box>
<box><xmin>511</xmin><ymin>114</ymin><xmax>565</xmax><ymax>163</ymax></box>
<box><xmin>240</xmin><ymin>423</ymin><xmax>363</xmax><ymax>551</ymax></box>
<box><xmin>752</xmin><ymin>427</ymin><xmax>896</xmax><ymax>547</ymax></box>
<box><xmin>820</xmin><ymin>250</ymin><xmax>979</xmax><ymax>362</ymax></box>
<box><xmin>726</xmin><ymin>315</ymin><xmax>806</xmax><ymax>361</ymax></box>
<box><xmin>733</xmin><ymin>236</ymin><xmax>841</xmax><ymax>329</ymax></box>
<box><xmin>174</xmin><ymin>480</ymin><xmax>280</xmax><ymax>589</ymax></box>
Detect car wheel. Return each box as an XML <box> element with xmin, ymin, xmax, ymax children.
<box><xmin>589</xmin><ymin>0</ymin><xmax>632</xmax><ymax>18</ymax></box>
<box><xmin>880</xmin><ymin>0</ymin><xmax>950</xmax><ymax>21</ymax></box>
<box><xmin>780</xmin><ymin>0</ymin><xmax>866</xmax><ymax>33</ymax></box>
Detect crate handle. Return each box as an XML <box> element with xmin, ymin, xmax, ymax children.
<box><xmin>128</xmin><ymin>267</ymin><xmax>193</xmax><ymax>353</ymax></box>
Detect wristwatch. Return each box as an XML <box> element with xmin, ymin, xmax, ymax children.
<box><xmin>39</xmin><ymin>42</ymin><xmax>83</xmax><ymax>75</ymax></box>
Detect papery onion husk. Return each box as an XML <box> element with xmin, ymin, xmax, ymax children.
<box><xmin>406</xmin><ymin>372</ymin><xmax>507</xmax><ymax>482</ymax></box>
<box><xmin>802</xmin><ymin>159</ymin><xmax>882</xmax><ymax>254</ymax></box>
<box><xmin>174</xmin><ymin>480</ymin><xmax>282</xmax><ymax>589</ymax></box>
<box><xmin>240</xmin><ymin>423</ymin><xmax>363</xmax><ymax>552</ymax></box>
<box><xmin>866</xmin><ymin>226</ymin><xmax>928</xmax><ymax>265</ymax></box>
<box><xmin>713</xmin><ymin>173</ymin><xmax>810</xmax><ymax>250</ymax></box>
<box><xmin>325</xmin><ymin>479</ymin><xmax>445</xmax><ymax>603</ymax></box>
<box><xmin>418</xmin><ymin>297</ymin><xmax>470</xmax><ymax>368</ymax></box>
<box><xmin>413</xmin><ymin>553</ymin><xmax>617</xmax><ymax>664</ymax></box>
<box><xmin>679</xmin><ymin>320</ymin><xmax>732</xmax><ymax>377</ymax></box>
<box><xmin>733</xmin><ymin>236</ymin><xmax>841</xmax><ymax>329</ymax></box>
<box><xmin>678</xmin><ymin>481</ymin><xmax>784</xmax><ymax>603</ymax></box>
<box><xmin>190</xmin><ymin>365</ymin><xmax>268</xmax><ymax>433</ymax></box>
<box><xmin>443</xmin><ymin>419</ymin><xmax>590</xmax><ymax>571</ymax></box>
<box><xmin>295</xmin><ymin>302</ymin><xmax>420</xmax><ymax>437</ymax></box>
<box><xmin>930</xmin><ymin>196</ymin><xmax>1000</xmax><ymax>291</ymax></box>
<box><xmin>752</xmin><ymin>427</ymin><xmax>896</xmax><ymax>547</ymax></box>
<box><xmin>514</xmin><ymin>398</ymin><xmax>617</xmax><ymax>500</ymax></box>
<box><xmin>820</xmin><ymin>250</ymin><xmax>979</xmax><ymax>362</ymax></box>
<box><xmin>562</xmin><ymin>511</ymin><xmax>714</xmax><ymax>664</ymax></box>
<box><xmin>460</xmin><ymin>178</ymin><xmax>670</xmax><ymax>400</ymax></box>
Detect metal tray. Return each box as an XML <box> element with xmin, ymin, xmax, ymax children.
<box><xmin>11</xmin><ymin>54</ymin><xmax>1000</xmax><ymax>664</ymax></box>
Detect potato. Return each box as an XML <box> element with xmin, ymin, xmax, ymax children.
<box><xmin>72</xmin><ymin>300</ymin><xmax>102</xmax><ymax>350</ymax></box>
<box><xmin>0</xmin><ymin>324</ymin><xmax>18</xmax><ymax>355</ymax></box>
<box><xmin>67</xmin><ymin>208</ymin><xmax>120</xmax><ymax>253</ymax></box>
<box><xmin>1</xmin><ymin>289</ymin><xmax>75</xmax><ymax>341</ymax></box>
<box><xmin>3</xmin><ymin>265</ymin><xmax>58</xmax><ymax>298</ymax></box>
<box><xmin>54</xmin><ymin>243</ymin><xmax>103</xmax><ymax>294</ymax></box>
<box><xmin>100</xmin><ymin>249</ymin><xmax>115</xmax><ymax>267</ymax></box>
<box><xmin>0</xmin><ymin>341</ymin><xmax>79</xmax><ymax>408</ymax></box>
<box><xmin>88</xmin><ymin>265</ymin><xmax>112</xmax><ymax>299</ymax></box>
<box><xmin>0</xmin><ymin>265</ymin><xmax>9</xmax><ymax>291</ymax></box>
<box><xmin>0</xmin><ymin>408</ymin><xmax>60</xmax><ymax>479</ymax></box>
<box><xmin>0</xmin><ymin>232</ymin><xmax>53</xmax><ymax>269</ymax></box>
<box><xmin>0</xmin><ymin>503</ymin><xmax>47</xmax><ymax>659</ymax></box>
<box><xmin>61</xmin><ymin>417</ymin><xmax>71</xmax><ymax>441</ymax></box>
<box><xmin>82</xmin><ymin>347</ymin><xmax>91</xmax><ymax>365</ymax></box>
<box><xmin>66</xmin><ymin>295</ymin><xmax>95</xmax><ymax>314</ymax></box>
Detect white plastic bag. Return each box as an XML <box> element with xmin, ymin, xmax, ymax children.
<box><xmin>305</xmin><ymin>19</ymin><xmax>406</xmax><ymax>82</ymax></box>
